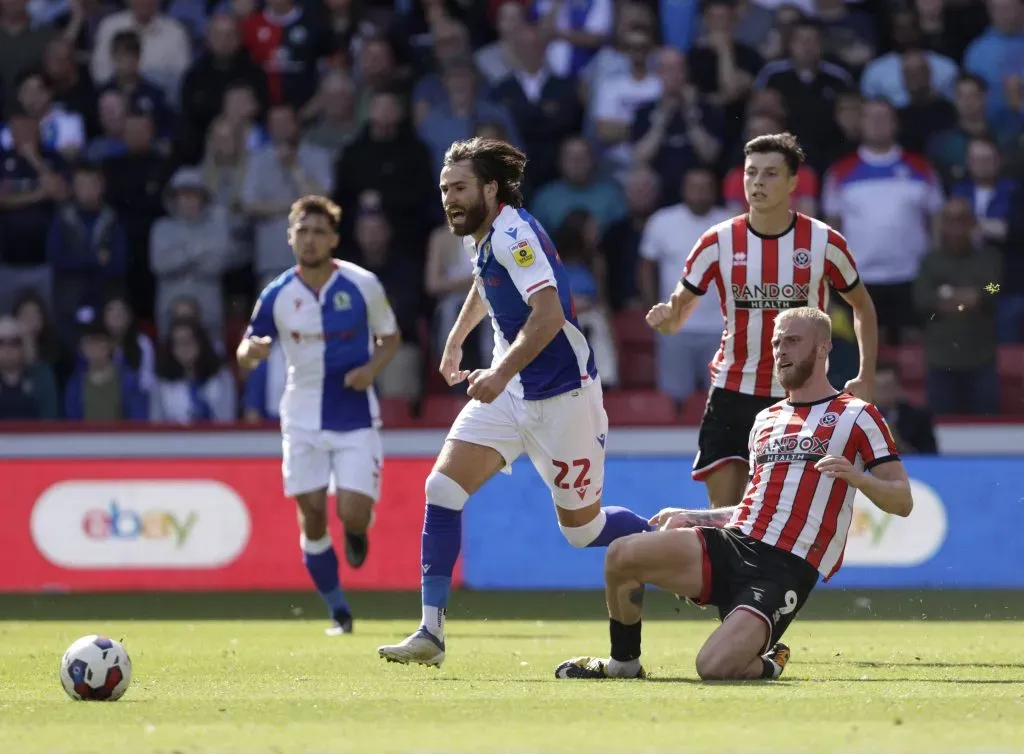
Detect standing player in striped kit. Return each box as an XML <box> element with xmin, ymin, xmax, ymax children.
<box><xmin>555</xmin><ymin>307</ymin><xmax>913</xmax><ymax>681</ymax></box>
<box><xmin>647</xmin><ymin>133</ymin><xmax>879</xmax><ymax>513</ymax></box>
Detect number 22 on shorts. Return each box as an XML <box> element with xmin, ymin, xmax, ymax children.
<box><xmin>551</xmin><ymin>458</ymin><xmax>591</xmax><ymax>490</ymax></box>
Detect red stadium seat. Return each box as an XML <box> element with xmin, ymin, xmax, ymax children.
<box><xmin>997</xmin><ymin>345</ymin><xmax>1024</xmax><ymax>379</ymax></box>
<box><xmin>613</xmin><ymin>307</ymin><xmax>654</xmax><ymax>348</ymax></box>
<box><xmin>681</xmin><ymin>390</ymin><xmax>709</xmax><ymax>424</ymax></box>
<box><xmin>379</xmin><ymin>398</ymin><xmax>415</xmax><ymax>428</ymax></box>
<box><xmin>420</xmin><ymin>395</ymin><xmax>470</xmax><ymax>426</ymax></box>
<box><xmin>613</xmin><ymin>308</ymin><xmax>657</xmax><ymax>389</ymax></box>
<box><xmin>604</xmin><ymin>390</ymin><xmax>679</xmax><ymax>426</ymax></box>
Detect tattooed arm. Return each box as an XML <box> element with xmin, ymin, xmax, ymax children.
<box><xmin>649</xmin><ymin>507</ymin><xmax>737</xmax><ymax>530</ymax></box>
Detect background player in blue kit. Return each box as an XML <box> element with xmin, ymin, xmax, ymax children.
<box><xmin>237</xmin><ymin>195</ymin><xmax>401</xmax><ymax>636</ymax></box>
<box><xmin>378</xmin><ymin>138</ymin><xmax>651</xmax><ymax>667</ymax></box>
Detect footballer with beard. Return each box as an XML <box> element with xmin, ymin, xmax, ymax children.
<box><xmin>556</xmin><ymin>306</ymin><xmax>912</xmax><ymax>682</ymax></box>
<box><xmin>378</xmin><ymin>138</ymin><xmax>652</xmax><ymax>668</ymax></box>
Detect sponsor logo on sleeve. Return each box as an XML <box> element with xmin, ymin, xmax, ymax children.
<box><xmin>510</xmin><ymin>240</ymin><xmax>535</xmax><ymax>267</ymax></box>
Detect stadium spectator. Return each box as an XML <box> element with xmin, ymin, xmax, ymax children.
<box><xmin>303</xmin><ymin>71</ymin><xmax>360</xmax><ymax>160</ymax></box>
<box><xmin>823</xmin><ymin>98</ymin><xmax>944</xmax><ymax>345</ymax></box>
<box><xmin>579</xmin><ymin>1</ymin><xmax>655</xmax><ymax>98</ymax></box>
<box><xmin>412</xmin><ymin>18</ymin><xmax>475</xmax><ymax>124</ymax></box>
<box><xmin>100</xmin><ymin>109</ymin><xmax>170</xmax><ymax>320</ymax></box>
<box><xmin>241</xmin><ymin>103</ymin><xmax>333</xmax><ymax>287</ymax></box>
<box><xmin>553</xmin><ymin>209</ymin><xmax>618</xmax><ymax>387</ymax></box>
<box><xmin>0</xmin><ymin>0</ymin><xmax>65</xmax><ymax>113</ymax></box>
<box><xmin>46</xmin><ymin>161</ymin><xmax>128</xmax><ymax>336</ymax></box>
<box><xmin>590</xmin><ymin>25</ymin><xmax>659</xmax><ymax>173</ymax></box>
<box><xmin>951</xmin><ymin>136</ymin><xmax>1014</xmax><ymax>246</ymax></box>
<box><xmin>632</xmin><ymin>45</ymin><xmax>722</xmax><ymax>206</ymax></box>
<box><xmin>332</xmin><ymin>88</ymin><xmax>437</xmax><ymax>250</ymax></box>
<box><xmin>150</xmin><ymin>167</ymin><xmax>231</xmax><ymax>339</ymax></box>
<box><xmin>179</xmin><ymin>12</ymin><xmax>268</xmax><ymax>165</ymax></box>
<box><xmin>827</xmin><ymin>91</ymin><xmax>863</xmax><ymax>165</ymax></box>
<box><xmin>722</xmin><ymin>111</ymin><xmax>818</xmax><ymax>217</ymax></box>
<box><xmin>686</xmin><ymin>0</ymin><xmax>762</xmax><ymax>148</ymax></box>
<box><xmin>963</xmin><ymin>0</ymin><xmax>1024</xmax><ymax>118</ymax></box>
<box><xmin>0</xmin><ymin>110</ymin><xmax>69</xmax><ymax>316</ymax></box>
<box><xmin>97</xmin><ymin>30</ymin><xmax>172</xmax><ymax>139</ymax></box>
<box><xmin>240</xmin><ymin>0</ymin><xmax>336</xmax><ymax>113</ymax></box>
<box><xmin>533</xmin><ymin>0</ymin><xmax>613</xmax><ymax>78</ymax></box>
<box><xmin>493</xmin><ymin>23</ymin><xmax>581</xmax><ymax>193</ymax></box>
<box><xmin>475</xmin><ymin>0</ymin><xmax>527</xmax><ymax>86</ymax></box>
<box><xmin>150</xmin><ymin>317</ymin><xmax>236</xmax><ymax>423</ymax></box>
<box><xmin>927</xmin><ymin>73</ymin><xmax>1019</xmax><ymax>188</ymax></box>
<box><xmin>599</xmin><ymin>163</ymin><xmax>659</xmax><ymax>311</ymax></box>
<box><xmin>199</xmin><ymin>116</ymin><xmax>253</xmax><ymax>311</ymax></box>
<box><xmin>816</xmin><ymin>0</ymin><xmax>877</xmax><ymax>75</ymax></box>
<box><xmin>897</xmin><ymin>49</ymin><xmax>959</xmax><ymax>153</ymax></box>
<box><xmin>2</xmin><ymin>69</ymin><xmax>85</xmax><ymax>158</ymax></box>
<box><xmin>64</xmin><ymin>316</ymin><xmax>148</xmax><ymax>420</ymax></box>
<box><xmin>101</xmin><ymin>294</ymin><xmax>155</xmax><ymax>394</ymax></box>
<box><xmin>913</xmin><ymin>197</ymin><xmax>1002</xmax><ymax>415</ymax></box>
<box><xmin>352</xmin><ymin>206</ymin><xmax>422</xmax><ymax>400</ymax></box>
<box><xmin>873</xmin><ymin>361</ymin><xmax>938</xmax><ymax>454</ymax></box>
<box><xmin>0</xmin><ymin>315</ymin><xmax>57</xmax><ymax>420</ymax></box>
<box><xmin>417</xmin><ymin>56</ymin><xmax>521</xmax><ymax>175</ymax></box>
<box><xmin>353</xmin><ymin>35</ymin><xmax>401</xmax><ymax>118</ymax></box>
<box><xmin>91</xmin><ymin>0</ymin><xmax>191</xmax><ymax>106</ymax></box>
<box><xmin>42</xmin><ymin>36</ymin><xmax>99</xmax><ymax>138</ymax></box>
<box><xmin>12</xmin><ymin>287</ymin><xmax>69</xmax><ymax>385</ymax></box>
<box><xmin>530</xmin><ymin>136</ymin><xmax>625</xmax><ymax>235</ymax></box>
<box><xmin>860</xmin><ymin>8</ymin><xmax>959</xmax><ymax>107</ymax></box>
<box><xmin>639</xmin><ymin>167</ymin><xmax>730</xmax><ymax>408</ymax></box>
<box><xmin>219</xmin><ymin>81</ymin><xmax>269</xmax><ymax>153</ymax></box>
<box><xmin>424</xmin><ymin>223</ymin><xmax>493</xmax><ymax>374</ymax></box>
<box><xmin>753</xmin><ymin>18</ymin><xmax>852</xmax><ymax>172</ymax></box>
<box><xmin>915</xmin><ymin>0</ymin><xmax>991</xmax><ymax>63</ymax></box>
<box><xmin>86</xmin><ymin>90</ymin><xmax>128</xmax><ymax>161</ymax></box>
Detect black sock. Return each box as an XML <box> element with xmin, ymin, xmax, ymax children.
<box><xmin>609</xmin><ymin>619</ymin><xmax>642</xmax><ymax>662</ymax></box>
<box><xmin>760</xmin><ymin>657</ymin><xmax>778</xmax><ymax>679</ymax></box>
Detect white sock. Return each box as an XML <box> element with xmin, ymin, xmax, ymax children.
<box><xmin>606</xmin><ymin>658</ymin><xmax>641</xmax><ymax>678</ymax></box>
<box><xmin>422</xmin><ymin>605</ymin><xmax>445</xmax><ymax>641</ymax></box>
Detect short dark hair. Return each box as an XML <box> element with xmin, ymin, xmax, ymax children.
<box><xmin>743</xmin><ymin>132</ymin><xmax>805</xmax><ymax>175</ymax></box>
<box><xmin>289</xmin><ymin>195</ymin><xmax>342</xmax><ymax>228</ymax></box>
<box><xmin>111</xmin><ymin>30</ymin><xmax>142</xmax><ymax>57</ymax></box>
<box><xmin>443</xmin><ymin>137</ymin><xmax>528</xmax><ymax>208</ymax></box>
<box><xmin>74</xmin><ymin>160</ymin><xmax>103</xmax><ymax>177</ymax></box>
<box><xmin>956</xmin><ymin>72</ymin><xmax>988</xmax><ymax>92</ymax></box>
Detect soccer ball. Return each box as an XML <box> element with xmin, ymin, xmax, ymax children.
<box><xmin>59</xmin><ymin>635</ymin><xmax>132</xmax><ymax>701</ymax></box>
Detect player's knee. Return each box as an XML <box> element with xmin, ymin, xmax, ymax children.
<box><xmin>694</xmin><ymin>646</ymin><xmax>745</xmax><ymax>681</ymax></box>
<box><xmin>558</xmin><ymin>510</ymin><xmax>605</xmax><ymax>548</ymax></box>
<box><xmin>338</xmin><ymin>495</ymin><xmax>373</xmax><ymax>532</ymax></box>
<box><xmin>605</xmin><ymin>535</ymin><xmax>643</xmax><ymax>577</ymax></box>
<box><xmin>425</xmin><ymin>471</ymin><xmax>470</xmax><ymax>512</ymax></box>
<box><xmin>297</xmin><ymin>507</ymin><xmax>328</xmax><ymax>539</ymax></box>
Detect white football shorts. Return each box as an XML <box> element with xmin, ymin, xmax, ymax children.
<box><xmin>448</xmin><ymin>380</ymin><xmax>608</xmax><ymax>511</ymax></box>
<box><xmin>281</xmin><ymin>426</ymin><xmax>383</xmax><ymax>501</ymax></box>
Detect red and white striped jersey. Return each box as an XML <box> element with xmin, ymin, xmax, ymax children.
<box><xmin>682</xmin><ymin>213</ymin><xmax>860</xmax><ymax>398</ymax></box>
<box><xmin>729</xmin><ymin>392</ymin><xmax>899</xmax><ymax>580</ymax></box>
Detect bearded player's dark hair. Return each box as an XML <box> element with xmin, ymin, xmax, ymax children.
<box><xmin>443</xmin><ymin>137</ymin><xmax>527</xmax><ymax>208</ymax></box>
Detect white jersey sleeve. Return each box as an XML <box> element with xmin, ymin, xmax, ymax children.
<box><xmin>491</xmin><ymin>222</ymin><xmax>558</xmax><ymax>303</ymax></box>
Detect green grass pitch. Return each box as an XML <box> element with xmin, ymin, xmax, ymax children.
<box><xmin>1</xmin><ymin>590</ymin><xmax>1022</xmax><ymax>753</ymax></box>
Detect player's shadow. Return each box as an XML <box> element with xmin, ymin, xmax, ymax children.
<box><xmin>845</xmin><ymin>660</ymin><xmax>1024</xmax><ymax>670</ymax></box>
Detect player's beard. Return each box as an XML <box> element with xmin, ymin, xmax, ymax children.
<box><xmin>776</xmin><ymin>352</ymin><xmax>815</xmax><ymax>391</ymax></box>
<box><xmin>446</xmin><ymin>194</ymin><xmax>489</xmax><ymax>237</ymax></box>
<box><xmin>297</xmin><ymin>249</ymin><xmax>332</xmax><ymax>270</ymax></box>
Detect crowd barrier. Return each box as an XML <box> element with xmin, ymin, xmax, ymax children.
<box><xmin>0</xmin><ymin>428</ymin><xmax>1021</xmax><ymax>592</ymax></box>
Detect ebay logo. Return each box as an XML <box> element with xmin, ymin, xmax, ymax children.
<box><xmin>82</xmin><ymin>501</ymin><xmax>197</xmax><ymax>547</ymax></box>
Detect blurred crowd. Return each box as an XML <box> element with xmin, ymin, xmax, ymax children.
<box><xmin>0</xmin><ymin>0</ymin><xmax>1021</xmax><ymax>428</ymax></box>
